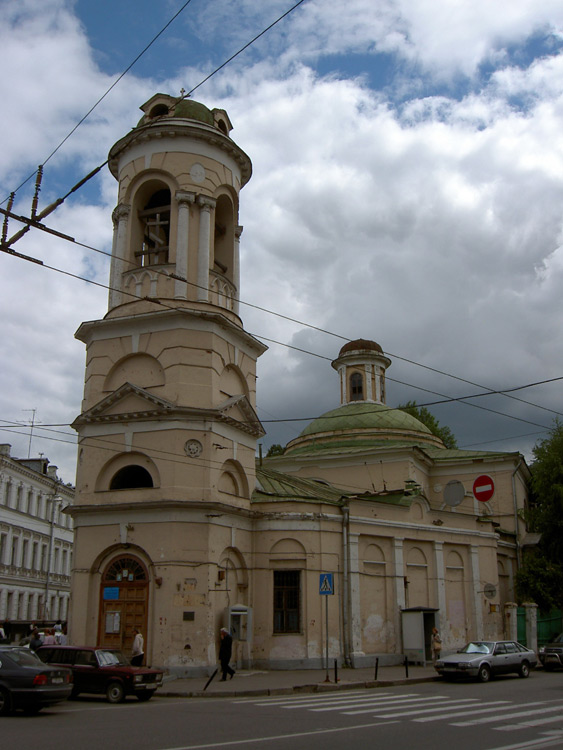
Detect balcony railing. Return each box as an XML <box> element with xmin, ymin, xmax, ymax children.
<box><xmin>209</xmin><ymin>270</ymin><xmax>236</xmax><ymax>311</ymax></box>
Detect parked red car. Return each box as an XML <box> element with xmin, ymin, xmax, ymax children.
<box><xmin>37</xmin><ymin>645</ymin><xmax>163</xmax><ymax>703</ymax></box>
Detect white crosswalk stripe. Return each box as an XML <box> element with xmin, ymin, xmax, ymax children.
<box><xmin>234</xmin><ymin>691</ymin><xmax>563</xmax><ymax>736</ymax></box>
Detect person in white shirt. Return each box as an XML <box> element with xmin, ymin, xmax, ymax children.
<box><xmin>131</xmin><ymin>628</ymin><xmax>144</xmax><ymax>666</ymax></box>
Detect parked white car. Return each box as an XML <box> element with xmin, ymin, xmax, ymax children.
<box><xmin>435</xmin><ymin>640</ymin><xmax>537</xmax><ymax>682</ymax></box>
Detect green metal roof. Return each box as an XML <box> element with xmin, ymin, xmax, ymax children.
<box><xmin>253</xmin><ymin>467</ymin><xmax>346</xmax><ymax>505</ymax></box>
<box><xmin>299</xmin><ymin>403</ymin><xmax>432</xmax><ymax>436</ymax></box>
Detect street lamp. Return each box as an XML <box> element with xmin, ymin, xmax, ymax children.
<box><xmin>43</xmin><ymin>493</ymin><xmax>64</xmax><ymax>621</ymax></box>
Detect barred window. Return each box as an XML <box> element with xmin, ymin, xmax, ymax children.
<box><xmin>273</xmin><ymin>570</ymin><xmax>300</xmax><ymax>633</ymax></box>
<box><xmin>350</xmin><ymin>372</ymin><xmax>363</xmax><ymax>401</ymax></box>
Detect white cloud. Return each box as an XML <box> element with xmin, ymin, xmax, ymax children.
<box><xmin>3</xmin><ymin>0</ymin><xmax>563</xmax><ymax>480</ymax></box>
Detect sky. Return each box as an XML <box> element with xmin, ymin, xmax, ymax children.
<box><xmin>2</xmin><ymin>0</ymin><xmax>563</xmax><ymax>484</ymax></box>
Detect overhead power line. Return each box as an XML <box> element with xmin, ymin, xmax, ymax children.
<box><xmin>2</xmin><ymin>0</ymin><xmax>308</xmax><ymax>205</ymax></box>
<box><xmin>1</xmin><ymin>206</ymin><xmax>561</xmax><ymax>437</ymax></box>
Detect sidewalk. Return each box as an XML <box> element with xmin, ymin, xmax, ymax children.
<box><xmin>159</xmin><ymin>663</ymin><xmax>440</xmax><ymax>699</ymax></box>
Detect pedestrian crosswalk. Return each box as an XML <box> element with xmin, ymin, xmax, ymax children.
<box><xmin>233</xmin><ymin>690</ymin><xmax>563</xmax><ymax>735</ymax></box>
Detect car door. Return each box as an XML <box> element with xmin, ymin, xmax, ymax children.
<box><xmin>492</xmin><ymin>643</ymin><xmax>509</xmax><ymax>674</ymax></box>
<box><xmin>504</xmin><ymin>642</ymin><xmax>523</xmax><ymax>673</ymax></box>
<box><xmin>72</xmin><ymin>649</ymin><xmax>102</xmax><ymax>694</ymax></box>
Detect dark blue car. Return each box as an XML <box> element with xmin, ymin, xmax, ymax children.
<box><xmin>0</xmin><ymin>646</ymin><xmax>73</xmax><ymax>715</ymax></box>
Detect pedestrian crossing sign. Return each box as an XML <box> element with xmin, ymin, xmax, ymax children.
<box><xmin>319</xmin><ymin>573</ymin><xmax>334</xmax><ymax>595</ymax></box>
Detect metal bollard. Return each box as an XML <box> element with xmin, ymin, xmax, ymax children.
<box><xmin>334</xmin><ymin>659</ymin><xmax>339</xmax><ymax>683</ymax></box>
<box><xmin>404</xmin><ymin>655</ymin><xmax>409</xmax><ymax>678</ymax></box>
<box><xmin>374</xmin><ymin>657</ymin><xmax>379</xmax><ymax>681</ymax></box>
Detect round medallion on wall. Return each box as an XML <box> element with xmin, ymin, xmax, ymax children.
<box><xmin>190</xmin><ymin>163</ymin><xmax>206</xmax><ymax>184</ymax></box>
<box><xmin>184</xmin><ymin>439</ymin><xmax>203</xmax><ymax>458</ymax></box>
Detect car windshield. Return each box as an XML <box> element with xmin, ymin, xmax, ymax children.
<box><xmin>3</xmin><ymin>648</ymin><xmax>43</xmax><ymax>666</ymax></box>
<box><xmin>460</xmin><ymin>642</ymin><xmax>494</xmax><ymax>654</ymax></box>
<box><xmin>96</xmin><ymin>649</ymin><xmax>129</xmax><ymax>666</ymax></box>
<box><xmin>551</xmin><ymin>634</ymin><xmax>563</xmax><ymax>644</ymax></box>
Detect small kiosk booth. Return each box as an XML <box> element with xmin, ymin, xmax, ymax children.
<box><xmin>401</xmin><ymin>606</ymin><xmax>439</xmax><ymax>665</ymax></box>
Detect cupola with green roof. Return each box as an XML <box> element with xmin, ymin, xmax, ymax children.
<box><xmin>283</xmin><ymin>339</ymin><xmax>444</xmax><ymax>455</ymax></box>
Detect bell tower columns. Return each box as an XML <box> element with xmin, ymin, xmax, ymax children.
<box><xmin>69</xmin><ymin>95</ymin><xmax>266</xmax><ymax>674</ymax></box>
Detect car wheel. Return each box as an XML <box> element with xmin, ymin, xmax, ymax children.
<box><xmin>137</xmin><ymin>690</ymin><xmax>155</xmax><ymax>702</ymax></box>
<box><xmin>0</xmin><ymin>687</ymin><xmax>11</xmax><ymax>716</ymax></box>
<box><xmin>477</xmin><ymin>664</ymin><xmax>491</xmax><ymax>683</ymax></box>
<box><xmin>106</xmin><ymin>681</ymin><xmax>125</xmax><ymax>704</ymax></box>
<box><xmin>518</xmin><ymin>661</ymin><xmax>530</xmax><ymax>678</ymax></box>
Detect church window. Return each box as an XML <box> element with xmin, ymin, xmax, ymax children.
<box><xmin>350</xmin><ymin>372</ymin><xmax>363</xmax><ymax>401</ymax></box>
<box><xmin>136</xmin><ymin>189</ymin><xmax>171</xmax><ymax>267</ymax></box>
<box><xmin>273</xmin><ymin>570</ymin><xmax>300</xmax><ymax>633</ymax></box>
<box><xmin>109</xmin><ymin>465</ymin><xmax>154</xmax><ymax>490</ymax></box>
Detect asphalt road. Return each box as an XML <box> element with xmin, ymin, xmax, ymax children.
<box><xmin>2</xmin><ymin>671</ymin><xmax>563</xmax><ymax>750</ymax></box>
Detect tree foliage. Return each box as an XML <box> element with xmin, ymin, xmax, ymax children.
<box><xmin>397</xmin><ymin>401</ymin><xmax>458</xmax><ymax>449</ymax></box>
<box><xmin>515</xmin><ymin>419</ymin><xmax>563</xmax><ymax>610</ymax></box>
<box><xmin>265</xmin><ymin>443</ymin><xmax>285</xmax><ymax>457</ymax></box>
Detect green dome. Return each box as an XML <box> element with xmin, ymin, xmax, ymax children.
<box><xmin>301</xmin><ymin>402</ymin><xmax>432</xmax><ymax>436</ymax></box>
<box><xmin>284</xmin><ymin>402</ymin><xmax>443</xmax><ymax>456</ymax></box>
<box><xmin>135</xmin><ymin>96</ymin><xmax>215</xmax><ymax>128</ymax></box>
<box><xmin>173</xmin><ymin>99</ymin><xmax>215</xmax><ymax>126</ymax></box>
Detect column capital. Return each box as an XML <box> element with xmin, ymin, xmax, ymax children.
<box><xmin>112</xmin><ymin>203</ymin><xmax>130</xmax><ymax>223</ymax></box>
<box><xmin>175</xmin><ymin>190</ymin><xmax>196</xmax><ymax>206</ymax></box>
<box><xmin>197</xmin><ymin>195</ymin><xmax>216</xmax><ymax>211</ymax></box>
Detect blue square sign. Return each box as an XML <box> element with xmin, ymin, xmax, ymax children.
<box><xmin>319</xmin><ymin>573</ymin><xmax>334</xmax><ymax>595</ymax></box>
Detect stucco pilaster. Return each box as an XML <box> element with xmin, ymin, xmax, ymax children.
<box><xmin>174</xmin><ymin>190</ymin><xmax>195</xmax><ymax>299</ymax></box>
<box><xmin>197</xmin><ymin>196</ymin><xmax>215</xmax><ymax>302</ymax></box>
<box><xmin>470</xmin><ymin>545</ymin><xmax>484</xmax><ymax>639</ymax></box>
<box><xmin>348</xmin><ymin>532</ymin><xmax>363</xmax><ymax>659</ymax></box>
<box><xmin>524</xmin><ymin>602</ymin><xmax>538</xmax><ymax>652</ymax></box>
<box><xmin>433</xmin><ymin>541</ymin><xmax>446</xmax><ymax>632</ymax></box>
<box><xmin>393</xmin><ymin>538</ymin><xmax>405</xmax><ymax>651</ymax></box>
<box><xmin>233</xmin><ymin>225</ymin><xmax>243</xmax><ymax>315</ymax></box>
<box><xmin>109</xmin><ymin>204</ymin><xmax>130</xmax><ymax>309</ymax></box>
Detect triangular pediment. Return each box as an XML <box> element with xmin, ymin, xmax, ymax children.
<box><xmin>72</xmin><ymin>385</ymin><xmax>265</xmax><ymax>437</ymax></box>
<box><xmin>73</xmin><ymin>383</ymin><xmax>175</xmax><ymax>425</ymax></box>
<box><xmin>216</xmin><ymin>395</ymin><xmax>265</xmax><ymax>438</ymax></box>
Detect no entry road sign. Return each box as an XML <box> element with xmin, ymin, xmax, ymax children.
<box><xmin>473</xmin><ymin>475</ymin><xmax>495</xmax><ymax>502</ymax></box>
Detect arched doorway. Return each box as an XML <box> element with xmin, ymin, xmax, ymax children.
<box><xmin>98</xmin><ymin>555</ymin><xmax>149</xmax><ymax>661</ymax></box>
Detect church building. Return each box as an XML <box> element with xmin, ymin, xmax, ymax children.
<box><xmin>69</xmin><ymin>95</ymin><xmax>530</xmax><ymax>674</ymax></box>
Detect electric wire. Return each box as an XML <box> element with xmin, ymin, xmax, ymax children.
<box><xmin>2</xmin><ymin>206</ymin><xmax>561</xmax><ymax>433</ymax></box>
<box><xmin>2</xmin><ymin>0</ymin><xmax>307</xmax><ymax>205</ymax></box>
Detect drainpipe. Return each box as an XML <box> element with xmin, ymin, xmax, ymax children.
<box><xmin>341</xmin><ymin>503</ymin><xmax>351</xmax><ymax>667</ymax></box>
<box><xmin>512</xmin><ymin>459</ymin><xmax>523</xmax><ymax>568</ymax></box>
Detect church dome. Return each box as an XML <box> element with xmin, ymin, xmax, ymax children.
<box><xmin>338</xmin><ymin>339</ymin><xmax>384</xmax><ymax>356</ymax></box>
<box><xmin>283</xmin><ymin>400</ymin><xmax>443</xmax><ymax>456</ymax></box>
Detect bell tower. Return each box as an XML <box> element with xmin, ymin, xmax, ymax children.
<box><xmin>69</xmin><ymin>95</ymin><xmax>266</xmax><ymax>673</ymax></box>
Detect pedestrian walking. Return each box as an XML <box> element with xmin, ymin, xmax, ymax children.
<box><xmin>131</xmin><ymin>628</ymin><xmax>144</xmax><ymax>666</ymax></box>
<box><xmin>219</xmin><ymin>627</ymin><xmax>235</xmax><ymax>681</ymax></box>
<box><xmin>43</xmin><ymin>628</ymin><xmax>57</xmax><ymax>645</ymax></box>
<box><xmin>29</xmin><ymin>628</ymin><xmax>43</xmax><ymax>652</ymax></box>
<box><xmin>431</xmin><ymin>626</ymin><xmax>442</xmax><ymax>663</ymax></box>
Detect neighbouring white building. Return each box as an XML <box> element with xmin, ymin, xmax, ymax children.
<box><xmin>0</xmin><ymin>444</ymin><xmax>74</xmax><ymax>640</ymax></box>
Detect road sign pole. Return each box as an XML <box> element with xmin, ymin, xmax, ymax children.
<box><xmin>325</xmin><ymin>593</ymin><xmax>329</xmax><ymax>682</ymax></box>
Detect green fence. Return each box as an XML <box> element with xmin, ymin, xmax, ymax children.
<box><xmin>517</xmin><ymin>608</ymin><xmax>562</xmax><ymax>647</ymax></box>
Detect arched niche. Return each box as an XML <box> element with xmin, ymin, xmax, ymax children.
<box><xmin>218</xmin><ymin>459</ymin><xmax>249</xmax><ymax>500</ymax></box>
<box><xmin>269</xmin><ymin>538</ymin><xmax>307</xmax><ymax>563</ymax></box>
<box><xmin>96</xmin><ymin>452</ymin><xmax>160</xmax><ymax>492</ymax></box>
<box><xmin>219</xmin><ymin>364</ymin><xmax>248</xmax><ymax>400</ymax></box>
<box><xmin>104</xmin><ymin>353</ymin><xmax>165</xmax><ymax>393</ymax></box>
